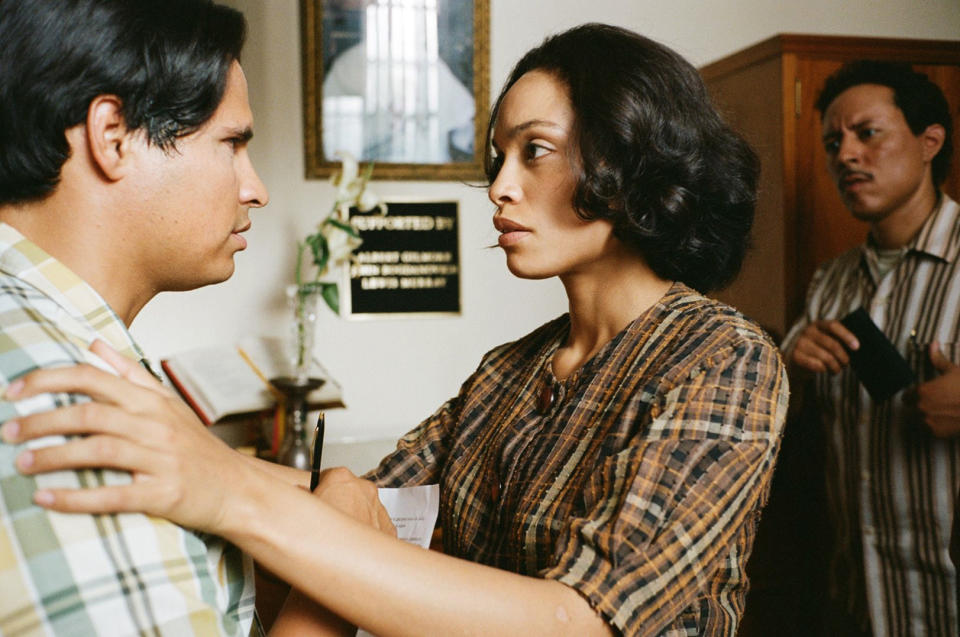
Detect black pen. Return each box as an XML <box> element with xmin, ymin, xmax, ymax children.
<box><xmin>309</xmin><ymin>412</ymin><xmax>325</xmax><ymax>492</ymax></box>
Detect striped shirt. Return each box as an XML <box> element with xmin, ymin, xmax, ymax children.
<box><xmin>368</xmin><ymin>283</ymin><xmax>788</xmax><ymax>636</ymax></box>
<box><xmin>782</xmin><ymin>194</ymin><xmax>960</xmax><ymax>635</ymax></box>
<box><xmin>0</xmin><ymin>223</ymin><xmax>257</xmax><ymax>636</ymax></box>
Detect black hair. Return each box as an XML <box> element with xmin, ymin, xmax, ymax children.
<box><xmin>815</xmin><ymin>60</ymin><xmax>953</xmax><ymax>186</ymax></box>
<box><xmin>484</xmin><ymin>23</ymin><xmax>759</xmax><ymax>293</ymax></box>
<box><xmin>0</xmin><ymin>0</ymin><xmax>247</xmax><ymax>204</ymax></box>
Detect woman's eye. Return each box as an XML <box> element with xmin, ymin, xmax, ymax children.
<box><xmin>524</xmin><ymin>143</ymin><xmax>550</xmax><ymax>160</ymax></box>
<box><xmin>859</xmin><ymin>128</ymin><xmax>878</xmax><ymax>141</ymax></box>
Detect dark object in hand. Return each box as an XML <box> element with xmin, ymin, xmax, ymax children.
<box><xmin>840</xmin><ymin>307</ymin><xmax>915</xmax><ymax>401</ymax></box>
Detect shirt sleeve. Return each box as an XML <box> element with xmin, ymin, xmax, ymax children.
<box><xmin>541</xmin><ymin>336</ymin><xmax>788</xmax><ymax>636</ymax></box>
<box><xmin>0</xmin><ymin>324</ymin><xmax>255</xmax><ymax>635</ymax></box>
<box><xmin>364</xmin><ymin>392</ymin><xmax>461</xmax><ymax>487</ymax></box>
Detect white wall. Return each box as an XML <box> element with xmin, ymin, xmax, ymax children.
<box><xmin>130</xmin><ymin>0</ymin><xmax>960</xmax><ymax>444</ymax></box>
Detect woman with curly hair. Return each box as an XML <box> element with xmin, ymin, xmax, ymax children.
<box><xmin>6</xmin><ymin>23</ymin><xmax>787</xmax><ymax>636</ymax></box>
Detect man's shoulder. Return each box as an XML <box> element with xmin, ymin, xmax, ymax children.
<box><xmin>0</xmin><ymin>270</ymin><xmax>90</xmax><ymax>383</ymax></box>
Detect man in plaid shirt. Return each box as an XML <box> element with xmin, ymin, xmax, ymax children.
<box><xmin>0</xmin><ymin>1</ymin><xmax>269</xmax><ymax>634</ymax></box>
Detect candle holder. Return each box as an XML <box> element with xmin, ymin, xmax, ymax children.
<box><xmin>272</xmin><ymin>376</ymin><xmax>325</xmax><ymax>469</ymax></box>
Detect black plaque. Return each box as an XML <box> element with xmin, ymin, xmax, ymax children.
<box><xmin>346</xmin><ymin>201</ymin><xmax>460</xmax><ymax>316</ymax></box>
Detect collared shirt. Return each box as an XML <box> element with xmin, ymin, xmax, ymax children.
<box><xmin>368</xmin><ymin>283</ymin><xmax>788</xmax><ymax>636</ymax></box>
<box><xmin>783</xmin><ymin>194</ymin><xmax>960</xmax><ymax>635</ymax></box>
<box><xmin>0</xmin><ymin>223</ymin><xmax>257</xmax><ymax>637</ymax></box>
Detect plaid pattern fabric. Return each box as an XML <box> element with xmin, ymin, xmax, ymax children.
<box><xmin>368</xmin><ymin>283</ymin><xmax>788</xmax><ymax>636</ymax></box>
<box><xmin>782</xmin><ymin>194</ymin><xmax>960</xmax><ymax>635</ymax></box>
<box><xmin>0</xmin><ymin>223</ymin><xmax>256</xmax><ymax>637</ymax></box>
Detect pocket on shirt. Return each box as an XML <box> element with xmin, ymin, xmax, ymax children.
<box><xmin>910</xmin><ymin>341</ymin><xmax>960</xmax><ymax>383</ymax></box>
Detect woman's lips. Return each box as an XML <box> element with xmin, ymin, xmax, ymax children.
<box><xmin>494</xmin><ymin>216</ymin><xmax>531</xmax><ymax>247</ymax></box>
<box><xmin>498</xmin><ymin>230</ymin><xmax>530</xmax><ymax>247</ymax></box>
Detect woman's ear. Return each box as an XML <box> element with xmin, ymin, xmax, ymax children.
<box><xmin>85</xmin><ymin>95</ymin><xmax>134</xmax><ymax>181</ymax></box>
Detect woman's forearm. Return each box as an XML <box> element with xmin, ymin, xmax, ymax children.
<box><xmin>223</xmin><ymin>473</ymin><xmax>612</xmax><ymax>637</ymax></box>
<box><xmin>238</xmin><ymin>452</ymin><xmax>310</xmax><ymax>487</ymax></box>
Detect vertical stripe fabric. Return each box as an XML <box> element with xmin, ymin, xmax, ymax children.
<box><xmin>783</xmin><ymin>195</ymin><xmax>960</xmax><ymax>635</ymax></box>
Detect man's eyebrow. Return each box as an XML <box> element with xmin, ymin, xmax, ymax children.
<box><xmin>227</xmin><ymin>126</ymin><xmax>254</xmax><ymax>142</ymax></box>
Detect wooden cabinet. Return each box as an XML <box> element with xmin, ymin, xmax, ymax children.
<box><xmin>701</xmin><ymin>35</ymin><xmax>960</xmax><ymax>341</ymax></box>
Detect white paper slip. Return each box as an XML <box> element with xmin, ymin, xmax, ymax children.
<box><xmin>376</xmin><ymin>484</ymin><xmax>440</xmax><ymax>549</ymax></box>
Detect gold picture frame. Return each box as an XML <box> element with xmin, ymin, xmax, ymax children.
<box><xmin>301</xmin><ymin>0</ymin><xmax>490</xmax><ymax>181</ymax></box>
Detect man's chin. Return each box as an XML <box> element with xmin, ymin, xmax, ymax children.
<box><xmin>167</xmin><ymin>264</ymin><xmax>236</xmax><ymax>292</ymax></box>
<box><xmin>842</xmin><ymin>195</ymin><xmax>891</xmax><ymax>224</ymax></box>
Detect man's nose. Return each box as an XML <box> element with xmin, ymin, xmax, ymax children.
<box><xmin>836</xmin><ymin>133</ymin><xmax>863</xmax><ymax>166</ymax></box>
<box><xmin>242</xmin><ymin>155</ymin><xmax>269</xmax><ymax>209</ymax></box>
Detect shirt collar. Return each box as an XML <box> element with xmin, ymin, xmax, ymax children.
<box><xmin>861</xmin><ymin>193</ymin><xmax>960</xmax><ymax>269</ymax></box>
<box><xmin>909</xmin><ymin>193</ymin><xmax>960</xmax><ymax>263</ymax></box>
<box><xmin>0</xmin><ymin>222</ymin><xmax>144</xmax><ymax>362</ymax></box>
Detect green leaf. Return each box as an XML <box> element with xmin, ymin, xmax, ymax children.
<box><xmin>305</xmin><ymin>233</ymin><xmax>330</xmax><ymax>272</ymax></box>
<box><xmin>320</xmin><ymin>282</ymin><xmax>339</xmax><ymax>314</ymax></box>
<box><xmin>326</xmin><ymin>217</ymin><xmax>361</xmax><ymax>238</ymax></box>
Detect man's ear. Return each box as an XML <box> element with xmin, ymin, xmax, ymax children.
<box><xmin>920</xmin><ymin>123</ymin><xmax>946</xmax><ymax>163</ymax></box>
<box><xmin>85</xmin><ymin>95</ymin><xmax>135</xmax><ymax>181</ymax></box>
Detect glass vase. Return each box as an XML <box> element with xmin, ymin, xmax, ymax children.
<box><xmin>285</xmin><ymin>284</ymin><xmax>320</xmax><ymax>384</ymax></box>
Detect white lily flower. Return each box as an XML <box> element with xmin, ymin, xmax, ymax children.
<box><xmin>357</xmin><ymin>188</ymin><xmax>384</xmax><ymax>213</ymax></box>
<box><xmin>331</xmin><ymin>151</ymin><xmax>360</xmax><ymax>196</ymax></box>
<box><xmin>296</xmin><ymin>150</ymin><xmax>384</xmax><ymax>315</ymax></box>
<box><xmin>321</xmin><ymin>219</ymin><xmax>363</xmax><ymax>268</ymax></box>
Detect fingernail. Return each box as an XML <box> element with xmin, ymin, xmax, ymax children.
<box><xmin>849</xmin><ymin>339</ymin><xmax>860</xmax><ymax>350</ymax></box>
<box><xmin>0</xmin><ymin>420</ymin><xmax>19</xmax><ymax>443</ymax></box>
<box><xmin>34</xmin><ymin>490</ymin><xmax>53</xmax><ymax>506</ymax></box>
<box><xmin>5</xmin><ymin>380</ymin><xmax>24</xmax><ymax>398</ymax></box>
<box><xmin>15</xmin><ymin>450</ymin><xmax>33</xmax><ymax>470</ymax></box>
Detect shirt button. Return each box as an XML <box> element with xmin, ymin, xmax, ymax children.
<box><xmin>861</xmin><ymin>470</ymin><xmax>871</xmax><ymax>481</ymax></box>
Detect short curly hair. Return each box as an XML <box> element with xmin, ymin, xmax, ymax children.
<box><xmin>484</xmin><ymin>23</ymin><xmax>759</xmax><ymax>293</ymax></box>
<box><xmin>815</xmin><ymin>60</ymin><xmax>953</xmax><ymax>187</ymax></box>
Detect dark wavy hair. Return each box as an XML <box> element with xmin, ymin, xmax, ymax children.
<box><xmin>0</xmin><ymin>0</ymin><xmax>247</xmax><ymax>205</ymax></box>
<box><xmin>815</xmin><ymin>60</ymin><xmax>953</xmax><ymax>187</ymax></box>
<box><xmin>484</xmin><ymin>23</ymin><xmax>759</xmax><ymax>293</ymax></box>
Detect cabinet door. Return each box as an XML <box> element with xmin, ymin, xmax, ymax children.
<box><xmin>791</xmin><ymin>59</ymin><xmax>960</xmax><ymax>324</ymax></box>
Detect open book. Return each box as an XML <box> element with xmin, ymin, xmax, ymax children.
<box><xmin>161</xmin><ymin>336</ymin><xmax>344</xmax><ymax>425</ymax></box>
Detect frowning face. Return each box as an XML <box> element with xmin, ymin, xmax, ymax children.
<box><xmin>821</xmin><ymin>83</ymin><xmax>938</xmax><ymax>224</ymax></box>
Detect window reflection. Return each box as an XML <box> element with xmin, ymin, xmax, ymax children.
<box><xmin>323</xmin><ymin>0</ymin><xmax>475</xmax><ymax>164</ymax></box>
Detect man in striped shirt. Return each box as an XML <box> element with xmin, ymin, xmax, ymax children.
<box><xmin>782</xmin><ymin>61</ymin><xmax>959</xmax><ymax>635</ymax></box>
<box><xmin>0</xmin><ymin>1</ymin><xmax>269</xmax><ymax>634</ymax></box>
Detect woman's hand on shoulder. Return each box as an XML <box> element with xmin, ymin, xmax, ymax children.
<box><xmin>0</xmin><ymin>339</ymin><xmax>250</xmax><ymax>533</ymax></box>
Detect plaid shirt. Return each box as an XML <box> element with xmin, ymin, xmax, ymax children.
<box><xmin>783</xmin><ymin>194</ymin><xmax>960</xmax><ymax>635</ymax></box>
<box><xmin>0</xmin><ymin>223</ymin><xmax>256</xmax><ymax>637</ymax></box>
<box><xmin>368</xmin><ymin>283</ymin><xmax>788</xmax><ymax>636</ymax></box>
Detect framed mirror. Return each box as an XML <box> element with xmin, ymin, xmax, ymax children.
<box><xmin>301</xmin><ymin>0</ymin><xmax>490</xmax><ymax>180</ymax></box>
